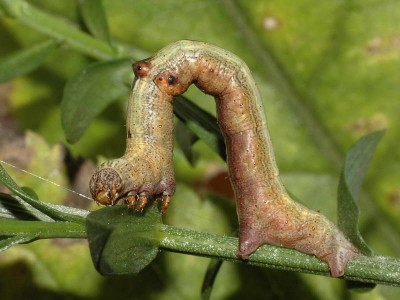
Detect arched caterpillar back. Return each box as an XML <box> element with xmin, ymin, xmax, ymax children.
<box><xmin>90</xmin><ymin>40</ymin><xmax>358</xmax><ymax>277</ymax></box>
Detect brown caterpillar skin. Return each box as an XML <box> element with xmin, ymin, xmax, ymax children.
<box><xmin>90</xmin><ymin>40</ymin><xmax>358</xmax><ymax>277</ymax></box>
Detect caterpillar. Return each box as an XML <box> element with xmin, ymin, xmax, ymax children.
<box><xmin>89</xmin><ymin>40</ymin><xmax>358</xmax><ymax>277</ymax></box>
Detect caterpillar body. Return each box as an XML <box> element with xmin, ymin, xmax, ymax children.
<box><xmin>89</xmin><ymin>40</ymin><xmax>358</xmax><ymax>277</ymax></box>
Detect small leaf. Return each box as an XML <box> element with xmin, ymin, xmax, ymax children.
<box><xmin>174</xmin><ymin>96</ymin><xmax>226</xmax><ymax>160</ymax></box>
<box><xmin>0</xmin><ymin>164</ymin><xmax>84</xmax><ymax>222</ymax></box>
<box><xmin>86</xmin><ymin>204</ymin><xmax>162</xmax><ymax>275</ymax></box>
<box><xmin>338</xmin><ymin>130</ymin><xmax>385</xmax><ymax>255</ymax></box>
<box><xmin>345</xmin><ymin>280</ymin><xmax>376</xmax><ymax>293</ymax></box>
<box><xmin>0</xmin><ymin>0</ymin><xmax>20</xmax><ymax>17</ymax></box>
<box><xmin>0</xmin><ymin>234</ymin><xmax>38</xmax><ymax>252</ymax></box>
<box><xmin>61</xmin><ymin>58</ymin><xmax>131</xmax><ymax>143</ymax></box>
<box><xmin>20</xmin><ymin>186</ymin><xmax>39</xmax><ymax>200</ymax></box>
<box><xmin>0</xmin><ymin>39</ymin><xmax>59</xmax><ymax>83</ymax></box>
<box><xmin>175</xmin><ymin>120</ymin><xmax>199</xmax><ymax>165</ymax></box>
<box><xmin>0</xmin><ymin>163</ymin><xmax>42</xmax><ymax>202</ymax></box>
<box><xmin>79</xmin><ymin>0</ymin><xmax>111</xmax><ymax>45</ymax></box>
<box><xmin>0</xmin><ymin>192</ymin><xmax>42</xmax><ymax>221</ymax></box>
<box><xmin>0</xmin><ymin>191</ymin><xmax>89</xmax><ymax>221</ymax></box>
<box><xmin>46</xmin><ymin>202</ymin><xmax>89</xmax><ymax>219</ymax></box>
<box><xmin>201</xmin><ymin>259</ymin><xmax>224</xmax><ymax>300</ymax></box>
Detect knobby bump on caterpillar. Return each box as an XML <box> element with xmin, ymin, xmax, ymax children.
<box><xmin>89</xmin><ymin>40</ymin><xmax>359</xmax><ymax>277</ymax></box>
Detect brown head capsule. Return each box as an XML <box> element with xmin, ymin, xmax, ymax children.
<box><xmin>89</xmin><ymin>167</ymin><xmax>122</xmax><ymax>206</ymax></box>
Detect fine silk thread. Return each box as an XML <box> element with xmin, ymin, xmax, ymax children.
<box><xmin>89</xmin><ymin>40</ymin><xmax>358</xmax><ymax>277</ymax></box>
<box><xmin>0</xmin><ymin>160</ymin><xmax>92</xmax><ymax>201</ymax></box>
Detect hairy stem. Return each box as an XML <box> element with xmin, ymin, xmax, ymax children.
<box><xmin>1</xmin><ymin>213</ymin><xmax>399</xmax><ymax>286</ymax></box>
<box><xmin>159</xmin><ymin>224</ymin><xmax>400</xmax><ymax>287</ymax></box>
<box><xmin>0</xmin><ymin>219</ymin><xmax>87</xmax><ymax>239</ymax></box>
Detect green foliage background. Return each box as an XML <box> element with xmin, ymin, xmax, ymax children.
<box><xmin>0</xmin><ymin>0</ymin><xmax>399</xmax><ymax>299</ymax></box>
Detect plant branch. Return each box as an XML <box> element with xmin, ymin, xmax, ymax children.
<box><xmin>1</xmin><ymin>207</ymin><xmax>399</xmax><ymax>287</ymax></box>
<box><xmin>159</xmin><ymin>225</ymin><xmax>400</xmax><ymax>287</ymax></box>
<box><xmin>0</xmin><ymin>219</ymin><xmax>87</xmax><ymax>239</ymax></box>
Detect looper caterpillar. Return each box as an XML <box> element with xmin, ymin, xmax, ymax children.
<box><xmin>89</xmin><ymin>40</ymin><xmax>358</xmax><ymax>277</ymax></box>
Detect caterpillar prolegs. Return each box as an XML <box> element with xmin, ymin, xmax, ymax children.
<box><xmin>89</xmin><ymin>40</ymin><xmax>358</xmax><ymax>277</ymax></box>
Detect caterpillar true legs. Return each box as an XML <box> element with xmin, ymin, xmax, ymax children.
<box><xmin>89</xmin><ymin>40</ymin><xmax>358</xmax><ymax>277</ymax></box>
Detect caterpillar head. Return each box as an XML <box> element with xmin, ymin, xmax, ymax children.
<box><xmin>89</xmin><ymin>167</ymin><xmax>123</xmax><ymax>206</ymax></box>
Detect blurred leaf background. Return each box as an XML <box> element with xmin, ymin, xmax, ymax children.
<box><xmin>0</xmin><ymin>0</ymin><xmax>399</xmax><ymax>299</ymax></box>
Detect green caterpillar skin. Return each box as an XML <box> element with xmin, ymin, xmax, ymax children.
<box><xmin>90</xmin><ymin>40</ymin><xmax>358</xmax><ymax>277</ymax></box>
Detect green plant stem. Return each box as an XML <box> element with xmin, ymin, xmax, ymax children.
<box><xmin>2</xmin><ymin>214</ymin><xmax>400</xmax><ymax>286</ymax></box>
<box><xmin>0</xmin><ymin>219</ymin><xmax>87</xmax><ymax>239</ymax></box>
<box><xmin>159</xmin><ymin>225</ymin><xmax>400</xmax><ymax>287</ymax></box>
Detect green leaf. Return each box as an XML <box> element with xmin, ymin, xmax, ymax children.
<box><xmin>174</xmin><ymin>96</ymin><xmax>226</xmax><ymax>161</ymax></box>
<box><xmin>61</xmin><ymin>58</ymin><xmax>131</xmax><ymax>143</ymax></box>
<box><xmin>0</xmin><ymin>0</ymin><xmax>21</xmax><ymax>18</ymax></box>
<box><xmin>0</xmin><ymin>191</ymin><xmax>89</xmax><ymax>221</ymax></box>
<box><xmin>0</xmin><ymin>234</ymin><xmax>38</xmax><ymax>252</ymax></box>
<box><xmin>79</xmin><ymin>0</ymin><xmax>111</xmax><ymax>45</ymax></box>
<box><xmin>86</xmin><ymin>204</ymin><xmax>162</xmax><ymax>275</ymax></box>
<box><xmin>201</xmin><ymin>258</ymin><xmax>224</xmax><ymax>300</ymax></box>
<box><xmin>0</xmin><ymin>192</ymin><xmax>43</xmax><ymax>220</ymax></box>
<box><xmin>0</xmin><ymin>0</ymin><xmax>117</xmax><ymax>60</ymax></box>
<box><xmin>46</xmin><ymin>202</ymin><xmax>90</xmax><ymax>219</ymax></box>
<box><xmin>0</xmin><ymin>39</ymin><xmax>59</xmax><ymax>83</ymax></box>
<box><xmin>20</xmin><ymin>186</ymin><xmax>39</xmax><ymax>200</ymax></box>
<box><xmin>338</xmin><ymin>130</ymin><xmax>385</xmax><ymax>255</ymax></box>
<box><xmin>0</xmin><ymin>164</ymin><xmax>84</xmax><ymax>223</ymax></box>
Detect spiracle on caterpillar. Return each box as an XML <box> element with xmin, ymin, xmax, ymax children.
<box><xmin>89</xmin><ymin>40</ymin><xmax>358</xmax><ymax>277</ymax></box>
